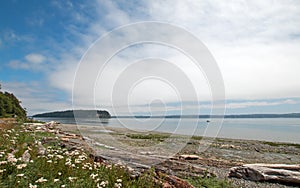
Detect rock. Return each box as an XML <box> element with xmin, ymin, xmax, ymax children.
<box><xmin>45</xmin><ymin>121</ymin><xmax>56</xmax><ymax>129</ymax></box>
<box><xmin>61</xmin><ymin>137</ymin><xmax>70</xmax><ymax>141</ymax></box>
<box><xmin>220</xmin><ymin>144</ymin><xmax>239</xmax><ymax>149</ymax></box>
<box><xmin>126</xmin><ymin>166</ymin><xmax>141</xmax><ymax>178</ymax></box>
<box><xmin>48</xmin><ymin>129</ymin><xmax>59</xmax><ymax>133</ymax></box>
<box><xmin>164</xmin><ymin>175</ymin><xmax>194</xmax><ymax>188</ymax></box>
<box><xmin>162</xmin><ymin>182</ymin><xmax>173</xmax><ymax>188</ymax></box>
<box><xmin>179</xmin><ymin>154</ymin><xmax>201</xmax><ymax>160</ymax></box>
<box><xmin>140</xmin><ymin>151</ymin><xmax>154</xmax><ymax>155</ymax></box>
<box><xmin>94</xmin><ymin>142</ymin><xmax>115</xmax><ymax>150</ymax></box>
<box><xmin>37</xmin><ymin>142</ymin><xmax>46</xmax><ymax>155</ymax></box>
<box><xmin>22</xmin><ymin>150</ymin><xmax>31</xmax><ymax>162</ymax></box>
<box><xmin>59</xmin><ymin>132</ymin><xmax>82</xmax><ymax>139</ymax></box>
<box><xmin>35</xmin><ymin>126</ymin><xmax>43</xmax><ymax>130</ymax></box>
<box><xmin>89</xmin><ymin>153</ymin><xmax>106</xmax><ymax>163</ymax></box>
<box><xmin>229</xmin><ymin>163</ymin><xmax>300</xmax><ymax>185</ymax></box>
<box><xmin>83</xmin><ymin>136</ymin><xmax>92</xmax><ymax>141</ymax></box>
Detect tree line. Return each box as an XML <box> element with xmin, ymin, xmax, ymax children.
<box><xmin>33</xmin><ymin>110</ymin><xmax>111</xmax><ymax>118</ymax></box>
<box><xmin>0</xmin><ymin>83</ymin><xmax>27</xmax><ymax>120</ymax></box>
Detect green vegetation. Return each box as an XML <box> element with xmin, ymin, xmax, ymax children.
<box><xmin>126</xmin><ymin>133</ymin><xmax>170</xmax><ymax>141</ymax></box>
<box><xmin>191</xmin><ymin>136</ymin><xmax>203</xmax><ymax>140</ymax></box>
<box><xmin>24</xmin><ymin>118</ymin><xmax>45</xmax><ymax>124</ymax></box>
<box><xmin>33</xmin><ymin>110</ymin><xmax>111</xmax><ymax>118</ymax></box>
<box><xmin>188</xmin><ymin>176</ymin><xmax>233</xmax><ymax>188</ymax></box>
<box><xmin>262</xmin><ymin>141</ymin><xmax>300</xmax><ymax>149</ymax></box>
<box><xmin>0</xmin><ymin>121</ymin><xmax>160</xmax><ymax>187</ymax></box>
<box><xmin>0</xmin><ymin>84</ymin><xmax>26</xmax><ymax>120</ymax></box>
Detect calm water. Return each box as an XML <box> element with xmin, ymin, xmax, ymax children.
<box><xmin>34</xmin><ymin>117</ymin><xmax>300</xmax><ymax>144</ymax></box>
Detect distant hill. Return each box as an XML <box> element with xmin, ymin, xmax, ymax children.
<box><xmin>0</xmin><ymin>86</ymin><xmax>27</xmax><ymax>120</ymax></box>
<box><xmin>33</xmin><ymin>110</ymin><xmax>111</xmax><ymax>118</ymax></box>
<box><xmin>216</xmin><ymin>113</ymin><xmax>300</xmax><ymax>118</ymax></box>
<box><xmin>113</xmin><ymin>113</ymin><xmax>300</xmax><ymax>119</ymax></box>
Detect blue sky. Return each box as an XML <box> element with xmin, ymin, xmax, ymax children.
<box><xmin>0</xmin><ymin>0</ymin><xmax>300</xmax><ymax>115</ymax></box>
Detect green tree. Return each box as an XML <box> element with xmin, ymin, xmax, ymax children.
<box><xmin>0</xmin><ymin>90</ymin><xmax>27</xmax><ymax>119</ymax></box>
<box><xmin>0</xmin><ymin>97</ymin><xmax>5</xmax><ymax>117</ymax></box>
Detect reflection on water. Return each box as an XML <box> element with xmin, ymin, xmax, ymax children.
<box><xmin>99</xmin><ymin>118</ymin><xmax>110</xmax><ymax>124</ymax></box>
<box><xmin>34</xmin><ymin>117</ymin><xmax>300</xmax><ymax>144</ymax></box>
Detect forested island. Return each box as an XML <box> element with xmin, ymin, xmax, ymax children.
<box><xmin>33</xmin><ymin>110</ymin><xmax>111</xmax><ymax>118</ymax></box>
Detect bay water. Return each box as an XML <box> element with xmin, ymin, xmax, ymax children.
<box><xmin>34</xmin><ymin>117</ymin><xmax>300</xmax><ymax>144</ymax></box>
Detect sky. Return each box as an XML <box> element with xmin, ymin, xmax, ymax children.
<box><xmin>0</xmin><ymin>0</ymin><xmax>300</xmax><ymax>116</ymax></box>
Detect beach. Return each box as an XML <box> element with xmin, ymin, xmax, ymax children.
<box><xmin>59</xmin><ymin>123</ymin><xmax>300</xmax><ymax>188</ymax></box>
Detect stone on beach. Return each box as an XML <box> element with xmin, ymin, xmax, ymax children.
<box><xmin>37</xmin><ymin>142</ymin><xmax>46</xmax><ymax>155</ymax></box>
<box><xmin>179</xmin><ymin>154</ymin><xmax>201</xmax><ymax>160</ymax></box>
<box><xmin>229</xmin><ymin>163</ymin><xmax>300</xmax><ymax>185</ymax></box>
<box><xmin>163</xmin><ymin>174</ymin><xmax>194</xmax><ymax>188</ymax></box>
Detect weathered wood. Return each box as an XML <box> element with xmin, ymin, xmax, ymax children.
<box><xmin>229</xmin><ymin>163</ymin><xmax>300</xmax><ymax>185</ymax></box>
<box><xmin>179</xmin><ymin>154</ymin><xmax>201</xmax><ymax>160</ymax></box>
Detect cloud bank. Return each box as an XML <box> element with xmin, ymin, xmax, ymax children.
<box><xmin>3</xmin><ymin>0</ymin><xmax>300</xmax><ymax>115</ymax></box>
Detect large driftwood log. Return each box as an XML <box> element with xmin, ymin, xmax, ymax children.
<box><xmin>229</xmin><ymin>164</ymin><xmax>300</xmax><ymax>185</ymax></box>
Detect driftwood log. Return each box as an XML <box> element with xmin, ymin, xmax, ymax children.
<box><xmin>229</xmin><ymin>164</ymin><xmax>300</xmax><ymax>185</ymax></box>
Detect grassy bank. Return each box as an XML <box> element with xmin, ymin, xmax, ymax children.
<box><xmin>0</xmin><ymin>120</ymin><xmax>160</xmax><ymax>187</ymax></box>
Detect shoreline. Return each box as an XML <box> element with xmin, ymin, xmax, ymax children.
<box><xmin>33</xmin><ymin>117</ymin><xmax>300</xmax><ymax>144</ymax></box>
<box><xmin>58</xmin><ymin>123</ymin><xmax>300</xmax><ymax>187</ymax></box>
<box><xmin>58</xmin><ymin>122</ymin><xmax>300</xmax><ymax>145</ymax></box>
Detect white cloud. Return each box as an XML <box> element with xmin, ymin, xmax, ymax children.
<box><xmin>41</xmin><ymin>0</ymin><xmax>300</xmax><ymax>114</ymax></box>
<box><xmin>226</xmin><ymin>99</ymin><xmax>298</xmax><ymax>109</ymax></box>
<box><xmin>146</xmin><ymin>99</ymin><xmax>300</xmax><ymax>112</ymax></box>
<box><xmin>213</xmin><ymin>40</ymin><xmax>300</xmax><ymax>99</ymax></box>
<box><xmin>145</xmin><ymin>0</ymin><xmax>300</xmax><ymax>100</ymax></box>
<box><xmin>146</xmin><ymin>0</ymin><xmax>300</xmax><ymax>42</ymax></box>
<box><xmin>25</xmin><ymin>53</ymin><xmax>46</xmax><ymax>64</ymax></box>
<box><xmin>8</xmin><ymin>53</ymin><xmax>46</xmax><ymax>71</ymax></box>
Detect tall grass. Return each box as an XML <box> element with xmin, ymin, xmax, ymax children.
<box><xmin>0</xmin><ymin>122</ymin><xmax>161</xmax><ymax>187</ymax></box>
